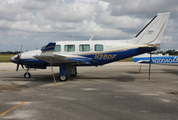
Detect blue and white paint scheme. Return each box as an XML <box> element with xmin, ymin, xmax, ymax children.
<box><xmin>133</xmin><ymin>53</ymin><xmax>178</xmax><ymax>66</ymax></box>
<box><xmin>10</xmin><ymin>12</ymin><xmax>171</xmax><ymax>82</ymax></box>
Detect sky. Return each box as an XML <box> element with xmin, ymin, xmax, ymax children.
<box><xmin>0</xmin><ymin>0</ymin><xmax>178</xmax><ymax>52</ymax></box>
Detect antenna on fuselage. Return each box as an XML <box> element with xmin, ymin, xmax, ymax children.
<box><xmin>20</xmin><ymin>45</ymin><xmax>23</xmax><ymax>53</ymax></box>
<box><xmin>15</xmin><ymin>47</ymin><xmax>17</xmax><ymax>53</ymax></box>
<box><xmin>89</xmin><ymin>35</ymin><xmax>94</xmax><ymax>41</ymax></box>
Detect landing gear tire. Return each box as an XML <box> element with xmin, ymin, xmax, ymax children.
<box><xmin>59</xmin><ymin>75</ymin><xmax>67</xmax><ymax>82</ymax></box>
<box><xmin>70</xmin><ymin>72</ymin><xmax>77</xmax><ymax>77</ymax></box>
<box><xmin>24</xmin><ymin>72</ymin><xmax>31</xmax><ymax>78</ymax></box>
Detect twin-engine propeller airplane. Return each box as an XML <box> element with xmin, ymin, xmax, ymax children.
<box><xmin>11</xmin><ymin>12</ymin><xmax>170</xmax><ymax>82</ymax></box>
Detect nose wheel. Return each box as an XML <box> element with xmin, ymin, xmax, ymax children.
<box><xmin>24</xmin><ymin>68</ymin><xmax>31</xmax><ymax>78</ymax></box>
<box><xmin>24</xmin><ymin>72</ymin><xmax>31</xmax><ymax>78</ymax></box>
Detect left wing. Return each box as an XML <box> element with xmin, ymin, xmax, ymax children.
<box><xmin>53</xmin><ymin>54</ymin><xmax>92</xmax><ymax>62</ymax></box>
<box><xmin>34</xmin><ymin>54</ymin><xmax>93</xmax><ymax>64</ymax></box>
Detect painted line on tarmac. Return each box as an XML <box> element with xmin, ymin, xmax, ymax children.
<box><xmin>55</xmin><ymin>81</ymin><xmax>60</xmax><ymax>85</ymax></box>
<box><xmin>0</xmin><ymin>102</ymin><xmax>30</xmax><ymax>117</ymax></box>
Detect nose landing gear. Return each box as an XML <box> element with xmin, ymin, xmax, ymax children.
<box><xmin>24</xmin><ymin>68</ymin><xmax>31</xmax><ymax>78</ymax></box>
<box><xmin>24</xmin><ymin>72</ymin><xmax>31</xmax><ymax>78</ymax></box>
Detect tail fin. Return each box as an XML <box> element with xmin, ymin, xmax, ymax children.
<box><xmin>134</xmin><ymin>12</ymin><xmax>170</xmax><ymax>46</ymax></box>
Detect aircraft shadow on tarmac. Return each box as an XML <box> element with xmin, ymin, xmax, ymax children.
<box><xmin>69</xmin><ymin>75</ymin><xmax>135</xmax><ymax>82</ymax></box>
<box><xmin>3</xmin><ymin>75</ymin><xmax>56</xmax><ymax>88</ymax></box>
<box><xmin>4</xmin><ymin>75</ymin><xmax>55</xmax><ymax>82</ymax></box>
<box><xmin>4</xmin><ymin>73</ymin><xmax>135</xmax><ymax>83</ymax></box>
<box><xmin>127</xmin><ymin>68</ymin><xmax>178</xmax><ymax>75</ymax></box>
<box><xmin>161</xmin><ymin>69</ymin><xmax>178</xmax><ymax>76</ymax></box>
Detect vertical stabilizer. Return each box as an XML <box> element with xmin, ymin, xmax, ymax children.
<box><xmin>134</xmin><ymin>12</ymin><xmax>170</xmax><ymax>46</ymax></box>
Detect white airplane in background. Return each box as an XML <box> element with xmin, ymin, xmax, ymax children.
<box><xmin>134</xmin><ymin>53</ymin><xmax>178</xmax><ymax>66</ymax></box>
<box><xmin>11</xmin><ymin>12</ymin><xmax>170</xmax><ymax>82</ymax></box>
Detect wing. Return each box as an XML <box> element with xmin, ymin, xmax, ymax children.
<box><xmin>34</xmin><ymin>53</ymin><xmax>93</xmax><ymax>64</ymax></box>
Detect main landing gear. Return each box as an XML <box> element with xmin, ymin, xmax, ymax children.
<box><xmin>59</xmin><ymin>75</ymin><xmax>67</xmax><ymax>81</ymax></box>
<box><xmin>22</xmin><ymin>64</ymin><xmax>77</xmax><ymax>82</ymax></box>
<box><xmin>58</xmin><ymin>71</ymin><xmax>77</xmax><ymax>81</ymax></box>
<box><xmin>59</xmin><ymin>63</ymin><xmax>77</xmax><ymax>82</ymax></box>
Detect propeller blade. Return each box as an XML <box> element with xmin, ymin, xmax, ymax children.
<box><xmin>16</xmin><ymin>63</ymin><xmax>19</xmax><ymax>71</ymax></box>
<box><xmin>20</xmin><ymin>64</ymin><xmax>24</xmax><ymax>69</ymax></box>
<box><xmin>15</xmin><ymin>45</ymin><xmax>24</xmax><ymax>71</ymax></box>
<box><xmin>16</xmin><ymin>54</ymin><xmax>24</xmax><ymax>71</ymax></box>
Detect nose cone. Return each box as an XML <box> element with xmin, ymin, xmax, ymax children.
<box><xmin>10</xmin><ymin>55</ymin><xmax>18</xmax><ymax>63</ymax></box>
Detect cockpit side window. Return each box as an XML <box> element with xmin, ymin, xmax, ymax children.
<box><xmin>54</xmin><ymin>45</ymin><xmax>61</xmax><ymax>52</ymax></box>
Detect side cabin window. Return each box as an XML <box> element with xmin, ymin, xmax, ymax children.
<box><xmin>54</xmin><ymin>45</ymin><xmax>61</xmax><ymax>52</ymax></box>
<box><xmin>79</xmin><ymin>44</ymin><xmax>90</xmax><ymax>52</ymax></box>
<box><xmin>64</xmin><ymin>45</ymin><xmax>75</xmax><ymax>52</ymax></box>
<box><xmin>95</xmin><ymin>44</ymin><xmax>103</xmax><ymax>51</ymax></box>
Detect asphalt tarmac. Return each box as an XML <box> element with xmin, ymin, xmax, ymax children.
<box><xmin>0</xmin><ymin>62</ymin><xmax>178</xmax><ymax>120</ymax></box>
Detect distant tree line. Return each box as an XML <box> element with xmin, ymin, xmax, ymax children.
<box><xmin>152</xmin><ymin>49</ymin><xmax>178</xmax><ymax>55</ymax></box>
<box><xmin>0</xmin><ymin>51</ymin><xmax>21</xmax><ymax>54</ymax></box>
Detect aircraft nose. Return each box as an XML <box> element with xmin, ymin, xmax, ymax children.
<box><xmin>10</xmin><ymin>55</ymin><xmax>18</xmax><ymax>63</ymax></box>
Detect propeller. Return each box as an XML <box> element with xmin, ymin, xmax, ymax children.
<box><xmin>16</xmin><ymin>45</ymin><xmax>24</xmax><ymax>71</ymax></box>
<box><xmin>16</xmin><ymin>54</ymin><xmax>24</xmax><ymax>71</ymax></box>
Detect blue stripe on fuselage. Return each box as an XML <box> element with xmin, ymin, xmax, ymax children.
<box><xmin>80</xmin><ymin>47</ymin><xmax>156</xmax><ymax>65</ymax></box>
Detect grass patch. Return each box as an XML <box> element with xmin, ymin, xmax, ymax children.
<box><xmin>0</xmin><ymin>54</ymin><xmax>15</xmax><ymax>62</ymax></box>
<box><xmin>118</xmin><ymin>57</ymin><xmax>133</xmax><ymax>62</ymax></box>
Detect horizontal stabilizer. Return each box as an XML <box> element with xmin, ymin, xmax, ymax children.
<box><xmin>138</xmin><ymin>45</ymin><xmax>158</xmax><ymax>49</ymax></box>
